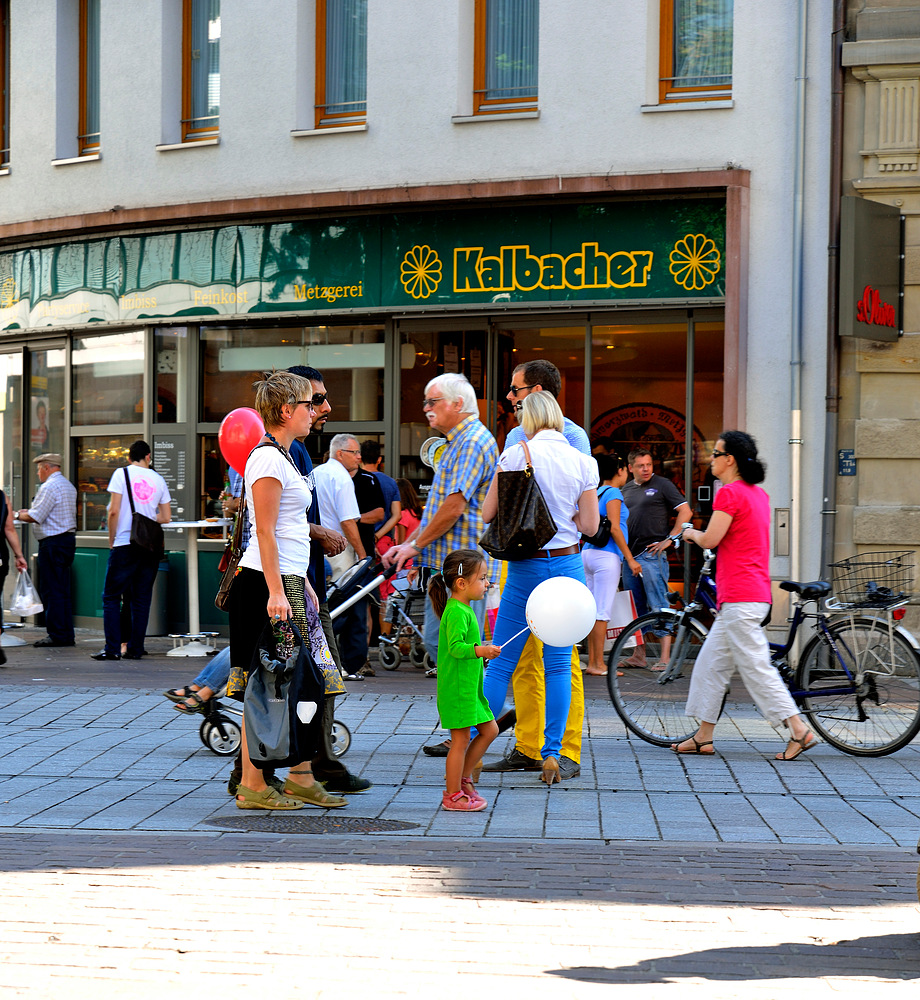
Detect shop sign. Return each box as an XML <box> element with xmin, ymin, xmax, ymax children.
<box><xmin>839</xmin><ymin>196</ymin><xmax>902</xmax><ymax>342</ymax></box>
<box><xmin>0</xmin><ymin>199</ymin><xmax>725</xmax><ymax>332</ymax></box>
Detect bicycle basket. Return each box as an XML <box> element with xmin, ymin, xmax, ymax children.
<box><xmin>830</xmin><ymin>550</ymin><xmax>914</xmax><ymax>608</ymax></box>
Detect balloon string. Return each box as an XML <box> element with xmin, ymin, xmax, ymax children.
<box><xmin>502</xmin><ymin>625</ymin><xmax>530</xmax><ymax>645</ymax></box>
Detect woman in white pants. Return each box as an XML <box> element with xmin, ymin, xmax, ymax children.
<box><xmin>673</xmin><ymin>431</ymin><xmax>817</xmax><ymax>761</ymax></box>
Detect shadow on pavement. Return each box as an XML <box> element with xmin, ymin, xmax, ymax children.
<box><xmin>547</xmin><ymin>931</ymin><xmax>920</xmax><ymax>983</ymax></box>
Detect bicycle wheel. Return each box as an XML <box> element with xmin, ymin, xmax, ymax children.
<box><xmin>607</xmin><ymin>611</ymin><xmax>709</xmax><ymax>746</ymax></box>
<box><xmin>796</xmin><ymin>621</ymin><xmax>920</xmax><ymax>756</ymax></box>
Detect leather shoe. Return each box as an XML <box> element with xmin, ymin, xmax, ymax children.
<box><xmin>422</xmin><ymin>739</ymin><xmax>451</xmax><ymax>757</ymax></box>
<box><xmin>34</xmin><ymin>638</ymin><xmax>75</xmax><ymax>647</ymax></box>
<box><xmin>90</xmin><ymin>650</ymin><xmax>120</xmax><ymax>661</ymax></box>
<box><xmin>481</xmin><ymin>748</ymin><xmax>543</xmax><ymax>772</ymax></box>
<box><xmin>557</xmin><ymin>755</ymin><xmax>581</xmax><ymax>780</ymax></box>
<box><xmin>318</xmin><ymin>772</ymin><xmax>372</xmax><ymax>794</ymax></box>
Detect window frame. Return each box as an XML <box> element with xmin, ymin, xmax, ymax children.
<box><xmin>473</xmin><ymin>0</ymin><xmax>539</xmax><ymax>116</ymax></box>
<box><xmin>78</xmin><ymin>0</ymin><xmax>100</xmax><ymax>155</ymax></box>
<box><xmin>1</xmin><ymin>0</ymin><xmax>9</xmax><ymax>167</ymax></box>
<box><xmin>314</xmin><ymin>0</ymin><xmax>367</xmax><ymax>129</ymax></box>
<box><xmin>181</xmin><ymin>0</ymin><xmax>220</xmax><ymax>142</ymax></box>
<box><xmin>659</xmin><ymin>0</ymin><xmax>733</xmax><ymax>105</ymax></box>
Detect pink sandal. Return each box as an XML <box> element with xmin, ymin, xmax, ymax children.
<box><xmin>441</xmin><ymin>790</ymin><xmax>486</xmax><ymax>812</ymax></box>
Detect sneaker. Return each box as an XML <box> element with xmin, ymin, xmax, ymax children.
<box><xmin>461</xmin><ymin>777</ymin><xmax>486</xmax><ymax>807</ymax></box>
<box><xmin>481</xmin><ymin>748</ymin><xmax>543</xmax><ymax>772</ymax></box>
<box><xmin>441</xmin><ymin>790</ymin><xmax>486</xmax><ymax>812</ymax></box>
<box><xmin>557</xmin><ymin>755</ymin><xmax>581</xmax><ymax>780</ymax></box>
<box><xmin>318</xmin><ymin>772</ymin><xmax>372</xmax><ymax>794</ymax></box>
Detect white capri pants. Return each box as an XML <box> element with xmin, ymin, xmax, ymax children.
<box><xmin>582</xmin><ymin>547</ymin><xmax>623</xmax><ymax>621</ymax></box>
<box><xmin>685</xmin><ymin>602</ymin><xmax>799</xmax><ymax>727</ymax></box>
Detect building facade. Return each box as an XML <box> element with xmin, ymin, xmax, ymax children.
<box><xmin>0</xmin><ymin>0</ymin><xmax>833</xmax><ymax>632</ymax></box>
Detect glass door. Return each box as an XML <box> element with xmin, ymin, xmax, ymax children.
<box><xmin>0</xmin><ymin>350</ymin><xmax>23</xmax><ymax>505</ymax></box>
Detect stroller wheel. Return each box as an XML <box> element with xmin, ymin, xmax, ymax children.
<box><xmin>423</xmin><ymin>653</ymin><xmax>435</xmax><ymax>672</ymax></box>
<box><xmin>409</xmin><ymin>645</ymin><xmax>428</xmax><ymax>667</ymax></box>
<box><xmin>203</xmin><ymin>715</ymin><xmax>242</xmax><ymax>757</ymax></box>
<box><xmin>331</xmin><ymin>720</ymin><xmax>352</xmax><ymax>757</ymax></box>
<box><xmin>198</xmin><ymin>718</ymin><xmax>211</xmax><ymax>748</ymax></box>
<box><xmin>379</xmin><ymin>644</ymin><xmax>401</xmax><ymax>670</ymax></box>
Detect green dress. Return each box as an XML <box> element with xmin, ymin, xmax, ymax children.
<box><xmin>437</xmin><ymin>598</ymin><xmax>495</xmax><ymax>730</ymax></box>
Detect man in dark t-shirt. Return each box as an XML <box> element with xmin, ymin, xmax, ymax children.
<box><xmin>621</xmin><ymin>448</ymin><xmax>692</xmax><ymax>667</ymax></box>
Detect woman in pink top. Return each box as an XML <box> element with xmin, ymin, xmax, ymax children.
<box><xmin>672</xmin><ymin>431</ymin><xmax>817</xmax><ymax>761</ymax></box>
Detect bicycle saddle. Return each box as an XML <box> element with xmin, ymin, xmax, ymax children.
<box><xmin>779</xmin><ymin>580</ymin><xmax>831</xmax><ymax>600</ymax></box>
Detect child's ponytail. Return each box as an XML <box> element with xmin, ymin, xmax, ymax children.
<box><xmin>428</xmin><ymin>572</ymin><xmax>449</xmax><ymax>618</ymax></box>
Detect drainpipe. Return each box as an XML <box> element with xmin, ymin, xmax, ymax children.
<box><xmin>819</xmin><ymin>0</ymin><xmax>846</xmax><ymax>576</ymax></box>
<box><xmin>789</xmin><ymin>0</ymin><xmax>809</xmax><ymax>584</ymax></box>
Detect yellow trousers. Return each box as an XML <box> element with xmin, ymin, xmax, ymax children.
<box><xmin>510</xmin><ymin>635</ymin><xmax>584</xmax><ymax>763</ymax></box>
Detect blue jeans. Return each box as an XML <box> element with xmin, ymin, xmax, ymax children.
<box><xmin>482</xmin><ymin>552</ymin><xmax>585</xmax><ymax>759</ymax></box>
<box><xmin>423</xmin><ymin>592</ymin><xmax>486</xmax><ymax>666</ymax></box>
<box><xmin>193</xmin><ymin>645</ymin><xmax>232</xmax><ymax>690</ymax></box>
<box><xmin>622</xmin><ymin>550</ymin><xmax>671</xmax><ymax>636</ymax></box>
<box><xmin>102</xmin><ymin>544</ymin><xmax>159</xmax><ymax>656</ymax></box>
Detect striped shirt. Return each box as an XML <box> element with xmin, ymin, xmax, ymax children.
<box><xmin>27</xmin><ymin>470</ymin><xmax>77</xmax><ymax>540</ymax></box>
<box><xmin>417</xmin><ymin>415</ymin><xmax>498</xmax><ymax>575</ymax></box>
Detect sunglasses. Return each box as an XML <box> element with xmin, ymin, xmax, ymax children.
<box><xmin>711</xmin><ymin>449</ymin><xmax>729</xmax><ymax>458</ymax></box>
<box><xmin>422</xmin><ymin>397</ymin><xmax>445</xmax><ymax>409</ymax></box>
<box><xmin>508</xmin><ymin>384</ymin><xmax>536</xmax><ymax>397</ymax></box>
<box><xmin>311</xmin><ymin>392</ymin><xmax>328</xmax><ymax>406</ymax></box>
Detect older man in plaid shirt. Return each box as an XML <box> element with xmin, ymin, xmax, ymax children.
<box><xmin>383</xmin><ymin>372</ymin><xmax>498</xmax><ymax>667</ymax></box>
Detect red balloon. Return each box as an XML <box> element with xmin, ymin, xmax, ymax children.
<box><xmin>218</xmin><ymin>407</ymin><xmax>265</xmax><ymax>474</ymax></box>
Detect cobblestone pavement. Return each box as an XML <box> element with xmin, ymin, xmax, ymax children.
<box><xmin>1</xmin><ymin>640</ymin><xmax>919</xmax><ymax>996</ymax></box>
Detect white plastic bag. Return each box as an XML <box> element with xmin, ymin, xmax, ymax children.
<box><xmin>605</xmin><ymin>590</ymin><xmax>640</xmax><ymax>651</ymax></box>
<box><xmin>9</xmin><ymin>570</ymin><xmax>43</xmax><ymax>617</ymax></box>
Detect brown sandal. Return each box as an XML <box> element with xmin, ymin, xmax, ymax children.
<box><xmin>671</xmin><ymin>736</ymin><xmax>715</xmax><ymax>755</ymax></box>
<box><xmin>775</xmin><ymin>731</ymin><xmax>818</xmax><ymax>761</ymax></box>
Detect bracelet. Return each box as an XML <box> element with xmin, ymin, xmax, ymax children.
<box><xmin>410</xmin><ymin>541</ymin><xmax>422</xmax><ymax>552</ymax></box>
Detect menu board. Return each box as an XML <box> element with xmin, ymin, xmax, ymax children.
<box><xmin>152</xmin><ymin>435</ymin><xmax>188</xmax><ymax>517</ymax></box>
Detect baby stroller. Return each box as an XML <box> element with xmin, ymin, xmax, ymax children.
<box><xmin>376</xmin><ymin>570</ymin><xmax>433</xmax><ymax>671</ymax></box>
<box><xmin>195</xmin><ymin>686</ymin><xmax>352</xmax><ymax>759</ymax></box>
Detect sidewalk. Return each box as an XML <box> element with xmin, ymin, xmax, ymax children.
<box><xmin>1</xmin><ymin>634</ymin><xmax>918</xmax><ymax>997</ymax></box>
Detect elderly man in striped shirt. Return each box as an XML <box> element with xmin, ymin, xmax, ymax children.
<box><xmin>382</xmin><ymin>372</ymin><xmax>498</xmax><ymax>670</ymax></box>
<box><xmin>17</xmin><ymin>453</ymin><xmax>77</xmax><ymax>647</ymax></box>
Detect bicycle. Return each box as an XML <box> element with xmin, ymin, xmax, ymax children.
<box><xmin>606</xmin><ymin>548</ymin><xmax>920</xmax><ymax>757</ymax></box>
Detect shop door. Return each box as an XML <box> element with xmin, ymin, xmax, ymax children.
<box><xmin>396</xmin><ymin>323</ymin><xmax>489</xmax><ymax>490</ymax></box>
<box><xmin>0</xmin><ymin>350</ymin><xmax>23</xmax><ymax>508</ymax></box>
<box><xmin>24</xmin><ymin>343</ymin><xmax>67</xmax><ymax>508</ymax></box>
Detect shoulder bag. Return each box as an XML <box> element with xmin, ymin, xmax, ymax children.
<box><xmin>215</xmin><ymin>476</ymin><xmax>246</xmax><ymax>611</ymax></box>
<box><xmin>479</xmin><ymin>441</ymin><xmax>557</xmax><ymax>561</ymax></box>
<box><xmin>581</xmin><ymin>485</ymin><xmax>613</xmax><ymax>548</ymax></box>
<box><xmin>244</xmin><ymin>619</ymin><xmax>326</xmax><ymax>767</ymax></box>
<box><xmin>124</xmin><ymin>467</ymin><xmax>165</xmax><ymax>560</ymax></box>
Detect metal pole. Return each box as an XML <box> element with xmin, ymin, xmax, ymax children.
<box><xmin>684</xmin><ymin>310</ymin><xmax>695</xmax><ymax>595</ymax></box>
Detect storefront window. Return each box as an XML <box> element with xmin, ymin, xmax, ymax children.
<box><xmin>200</xmin><ymin>324</ymin><xmax>385</xmax><ymax>424</ymax></box>
<box><xmin>72</xmin><ymin>330</ymin><xmax>145</xmax><ymax>425</ymax></box>
<box><xmin>155</xmin><ymin>327</ymin><xmax>190</xmax><ymax>423</ymax></box>
<box><xmin>0</xmin><ymin>351</ymin><xmax>22</xmax><ymax>499</ymax></box>
<box><xmin>74</xmin><ymin>436</ymin><xmax>135</xmax><ymax>531</ymax></box>
<box><xmin>28</xmin><ymin>348</ymin><xmax>65</xmax><ymax>465</ymax></box>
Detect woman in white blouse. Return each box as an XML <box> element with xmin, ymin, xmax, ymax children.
<box><xmin>481</xmin><ymin>392</ymin><xmax>599</xmax><ymax>784</ymax></box>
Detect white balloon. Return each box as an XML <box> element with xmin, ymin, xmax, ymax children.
<box><xmin>525</xmin><ymin>577</ymin><xmax>597</xmax><ymax>647</ymax></box>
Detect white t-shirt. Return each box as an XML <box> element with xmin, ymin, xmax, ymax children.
<box><xmin>239</xmin><ymin>445</ymin><xmax>314</xmax><ymax>576</ymax></box>
<box><xmin>497</xmin><ymin>429</ymin><xmax>598</xmax><ymax>548</ymax></box>
<box><xmin>313</xmin><ymin>459</ymin><xmax>360</xmax><ymax>535</ymax></box>
<box><xmin>107</xmin><ymin>465</ymin><xmax>171</xmax><ymax>548</ymax></box>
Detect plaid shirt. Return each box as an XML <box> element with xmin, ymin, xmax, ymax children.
<box><xmin>417</xmin><ymin>415</ymin><xmax>498</xmax><ymax>575</ymax></box>
<box><xmin>27</xmin><ymin>470</ymin><xmax>77</xmax><ymax>540</ymax></box>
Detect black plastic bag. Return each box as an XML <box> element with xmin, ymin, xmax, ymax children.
<box><xmin>243</xmin><ymin>619</ymin><xmax>325</xmax><ymax>767</ymax></box>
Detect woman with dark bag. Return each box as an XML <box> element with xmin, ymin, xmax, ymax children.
<box><xmin>674</xmin><ymin>431</ymin><xmax>817</xmax><ymax>761</ymax></box>
<box><xmin>225</xmin><ymin>370</ymin><xmax>346</xmax><ymax>810</ymax></box>
<box><xmin>480</xmin><ymin>391</ymin><xmax>599</xmax><ymax>784</ymax></box>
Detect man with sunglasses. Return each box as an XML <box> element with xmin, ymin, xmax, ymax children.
<box><xmin>620</xmin><ymin>448</ymin><xmax>692</xmax><ymax>669</ymax></box>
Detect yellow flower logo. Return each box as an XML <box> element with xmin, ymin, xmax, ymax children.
<box><xmin>0</xmin><ymin>277</ymin><xmax>16</xmax><ymax>308</ymax></box>
<box><xmin>400</xmin><ymin>245</ymin><xmax>442</xmax><ymax>299</ymax></box>
<box><xmin>669</xmin><ymin>234</ymin><xmax>721</xmax><ymax>291</ymax></box>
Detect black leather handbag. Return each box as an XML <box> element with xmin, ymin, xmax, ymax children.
<box><xmin>479</xmin><ymin>441</ymin><xmax>557</xmax><ymax>561</ymax></box>
<box><xmin>581</xmin><ymin>484</ymin><xmax>613</xmax><ymax>548</ymax></box>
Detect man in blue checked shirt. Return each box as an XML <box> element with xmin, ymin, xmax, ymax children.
<box><xmin>17</xmin><ymin>453</ymin><xmax>77</xmax><ymax>647</ymax></box>
<box><xmin>382</xmin><ymin>372</ymin><xmax>498</xmax><ymax>667</ymax></box>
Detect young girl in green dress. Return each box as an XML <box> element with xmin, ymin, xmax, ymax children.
<box><xmin>428</xmin><ymin>549</ymin><xmax>501</xmax><ymax>812</ymax></box>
